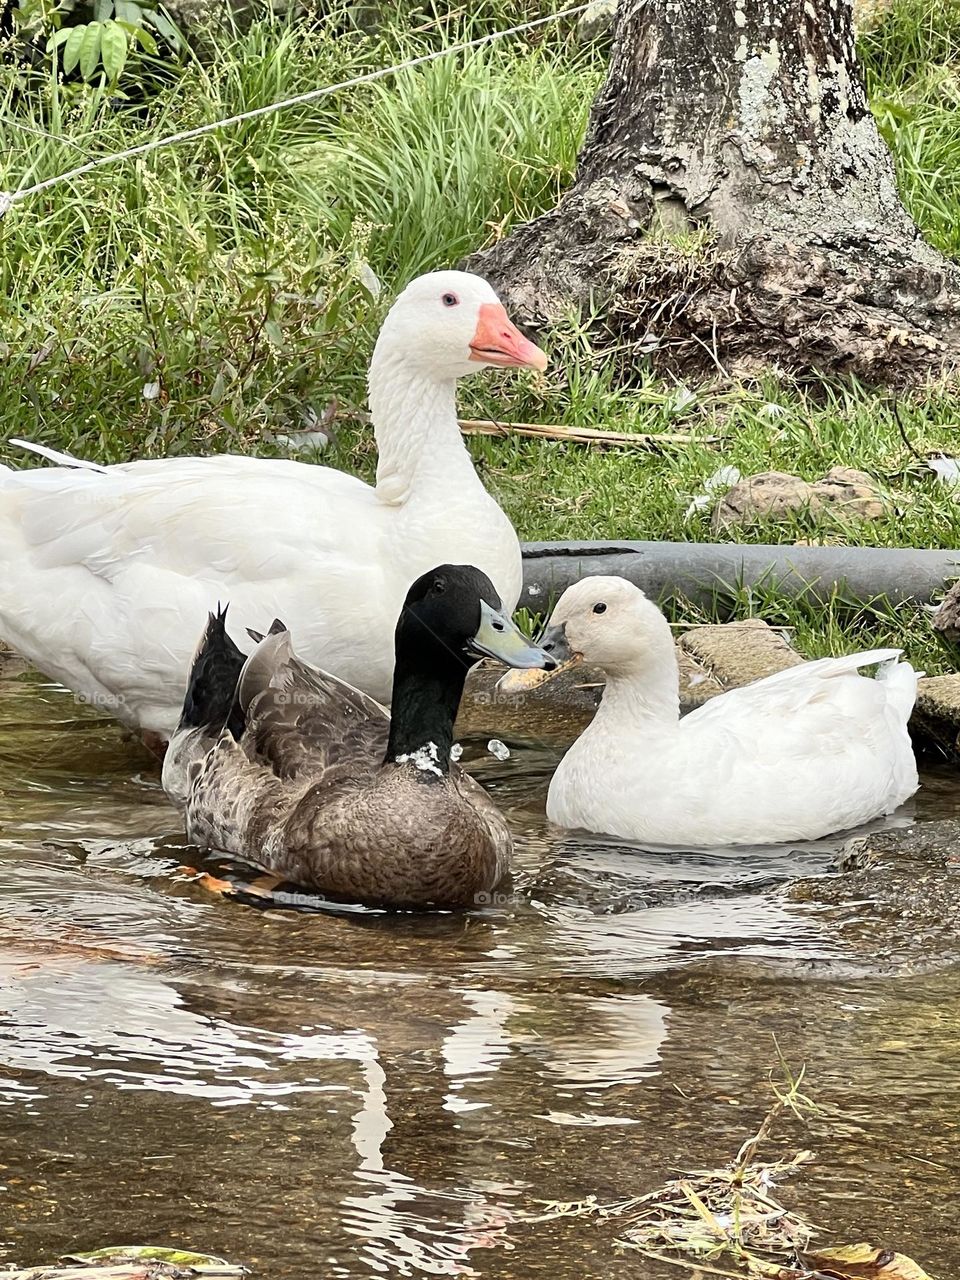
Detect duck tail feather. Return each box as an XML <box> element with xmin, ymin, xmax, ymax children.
<box><xmin>178</xmin><ymin>604</ymin><xmax>248</xmax><ymax>733</ymax></box>
<box><xmin>237</xmin><ymin>629</ymin><xmax>295</xmax><ymax>715</ymax></box>
<box><xmin>245</xmin><ymin>618</ymin><xmax>288</xmax><ymax>646</ymax></box>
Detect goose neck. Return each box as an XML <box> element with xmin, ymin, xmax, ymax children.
<box><xmin>369</xmin><ymin>348</ymin><xmax>469</xmax><ymax>505</ymax></box>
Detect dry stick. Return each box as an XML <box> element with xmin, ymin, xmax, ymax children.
<box><xmin>338</xmin><ymin>409</ymin><xmax>715</xmax><ymax>450</ymax></box>
<box><xmin>892</xmin><ymin>399</ymin><xmax>926</xmax><ymax>463</ymax></box>
<box><xmin>630</xmin><ymin>1245</ymin><xmax>834</xmax><ymax>1280</ymax></box>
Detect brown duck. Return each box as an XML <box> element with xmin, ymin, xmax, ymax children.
<box><xmin>162</xmin><ymin>564</ymin><xmax>554</xmax><ymax>909</ymax></box>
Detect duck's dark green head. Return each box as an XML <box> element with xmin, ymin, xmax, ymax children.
<box><xmin>397</xmin><ymin>564</ymin><xmax>553</xmax><ymax>672</ymax></box>
<box><xmin>387</xmin><ymin>565</ymin><xmax>554</xmax><ymax>774</ymax></box>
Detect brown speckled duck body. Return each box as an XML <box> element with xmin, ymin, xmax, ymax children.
<box><xmin>164</xmin><ymin>565</ymin><xmax>553</xmax><ymax>910</ymax></box>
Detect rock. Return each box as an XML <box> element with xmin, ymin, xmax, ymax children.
<box><xmin>678</xmin><ymin>618</ymin><xmax>803</xmax><ymax>686</ymax></box>
<box><xmin>853</xmin><ymin>0</ymin><xmax>897</xmax><ymax>30</ymax></box>
<box><xmin>931</xmin><ymin>579</ymin><xmax>960</xmax><ymax>645</ymax></box>
<box><xmin>676</xmin><ymin>644</ymin><xmax>724</xmax><ymax>707</ymax></box>
<box><xmin>810</xmin><ymin>466</ymin><xmax>886</xmax><ymax>519</ymax></box>
<box><xmin>911</xmin><ymin>673</ymin><xmax>960</xmax><ymax>758</ymax></box>
<box><xmin>577</xmin><ymin>0</ymin><xmax>618</xmax><ymax>43</ymax></box>
<box><xmin>711</xmin><ymin>471</ymin><xmax>812</xmax><ymax>531</ymax></box>
<box><xmin>711</xmin><ymin>467</ymin><xmax>885</xmax><ymax>531</ymax></box>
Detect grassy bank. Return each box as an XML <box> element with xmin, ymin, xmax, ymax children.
<box><xmin>2</xmin><ymin>0</ymin><xmax>960</xmax><ymax>672</ymax></box>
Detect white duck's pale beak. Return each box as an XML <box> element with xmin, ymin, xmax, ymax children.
<box><xmin>468</xmin><ymin>600</ymin><xmax>556</xmax><ymax>670</ymax></box>
<box><xmin>469</xmin><ymin>302</ymin><xmax>548</xmax><ymax>372</ymax></box>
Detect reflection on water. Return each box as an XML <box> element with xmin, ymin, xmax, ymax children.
<box><xmin>0</xmin><ymin>667</ymin><xmax>958</xmax><ymax>1279</ymax></box>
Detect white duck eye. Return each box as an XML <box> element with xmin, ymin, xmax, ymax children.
<box><xmin>441</xmin><ymin>292</ymin><xmax>460</xmax><ymax>307</ymax></box>
<box><xmin>593</xmin><ymin>602</ymin><xmax>607</xmax><ymax>615</ymax></box>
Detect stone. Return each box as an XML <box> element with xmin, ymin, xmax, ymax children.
<box><xmin>931</xmin><ymin>580</ymin><xmax>960</xmax><ymax>645</ymax></box>
<box><xmin>711</xmin><ymin>467</ymin><xmax>885</xmax><ymax>531</ymax></box>
<box><xmin>912</xmin><ymin>673</ymin><xmax>960</xmax><ymax>758</ymax></box>
<box><xmin>810</xmin><ymin>466</ymin><xmax>886</xmax><ymax>519</ymax></box>
<box><xmin>576</xmin><ymin>0</ymin><xmax>618</xmax><ymax>43</ymax></box>
<box><xmin>678</xmin><ymin>618</ymin><xmax>803</xmax><ymax>687</ymax></box>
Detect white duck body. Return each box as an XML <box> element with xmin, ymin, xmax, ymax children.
<box><xmin>537</xmin><ymin>577</ymin><xmax>919</xmax><ymax>847</ymax></box>
<box><xmin>0</xmin><ymin>272</ymin><xmax>541</xmax><ymax>736</ymax></box>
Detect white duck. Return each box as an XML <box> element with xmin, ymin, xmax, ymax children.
<box><xmin>502</xmin><ymin>576</ymin><xmax>919</xmax><ymax>846</ymax></box>
<box><xmin>0</xmin><ymin>271</ymin><xmax>545</xmax><ymax>743</ymax></box>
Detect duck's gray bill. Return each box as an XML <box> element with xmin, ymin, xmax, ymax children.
<box><xmin>469</xmin><ymin>600</ymin><xmax>555</xmax><ymax>670</ymax></box>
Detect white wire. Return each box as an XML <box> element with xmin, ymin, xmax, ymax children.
<box><xmin>0</xmin><ymin>4</ymin><xmax>590</xmax><ymax>216</ymax></box>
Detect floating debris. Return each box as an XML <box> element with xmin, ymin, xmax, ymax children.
<box><xmin>450</xmin><ymin>742</ymin><xmax>464</xmax><ymax>762</ymax></box>
<box><xmin>513</xmin><ymin>1067</ymin><xmax>936</xmax><ymax>1279</ymax></box>
<box><xmin>3</xmin><ymin>1245</ymin><xmax>246</xmax><ymax>1280</ymax></box>
<box><xmin>486</xmin><ymin>738</ymin><xmax>511</xmax><ymax>761</ymax></box>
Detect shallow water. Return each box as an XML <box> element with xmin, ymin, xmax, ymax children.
<box><xmin>1</xmin><ymin>664</ymin><xmax>959</xmax><ymax>1277</ymax></box>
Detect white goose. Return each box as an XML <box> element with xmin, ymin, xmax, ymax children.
<box><xmin>0</xmin><ymin>271</ymin><xmax>545</xmax><ymax>742</ymax></box>
<box><xmin>503</xmin><ymin>576</ymin><xmax>919</xmax><ymax>846</ymax></box>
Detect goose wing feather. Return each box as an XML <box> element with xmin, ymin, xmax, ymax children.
<box><xmin>0</xmin><ymin>454</ymin><xmax>389</xmax><ymax>730</ymax></box>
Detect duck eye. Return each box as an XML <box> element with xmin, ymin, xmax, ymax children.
<box><xmin>593</xmin><ymin>602</ymin><xmax>607</xmax><ymax>615</ymax></box>
<box><xmin>441</xmin><ymin>292</ymin><xmax>459</xmax><ymax>307</ymax></box>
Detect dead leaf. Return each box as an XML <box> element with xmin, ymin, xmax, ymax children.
<box><xmin>803</xmin><ymin>1242</ymin><xmax>934</xmax><ymax>1280</ymax></box>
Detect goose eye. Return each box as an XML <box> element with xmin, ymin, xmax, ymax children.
<box><xmin>593</xmin><ymin>602</ymin><xmax>607</xmax><ymax>615</ymax></box>
<box><xmin>441</xmin><ymin>292</ymin><xmax>459</xmax><ymax>307</ymax></box>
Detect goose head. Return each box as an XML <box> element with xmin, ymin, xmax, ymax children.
<box><xmin>499</xmin><ymin>576</ymin><xmax>674</xmax><ymax>691</ymax></box>
<box><xmin>375</xmin><ymin>271</ymin><xmax>547</xmax><ymax>379</ymax></box>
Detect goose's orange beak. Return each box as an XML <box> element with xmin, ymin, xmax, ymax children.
<box><xmin>469</xmin><ymin>303</ymin><xmax>548</xmax><ymax>372</ymax></box>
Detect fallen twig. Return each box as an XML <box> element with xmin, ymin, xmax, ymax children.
<box><xmin>337</xmin><ymin>409</ymin><xmax>716</xmax><ymax>450</ymax></box>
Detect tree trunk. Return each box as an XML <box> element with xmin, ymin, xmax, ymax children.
<box><xmin>467</xmin><ymin>0</ymin><xmax>960</xmax><ymax>384</ymax></box>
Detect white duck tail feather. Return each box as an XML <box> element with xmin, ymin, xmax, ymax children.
<box><xmin>8</xmin><ymin>438</ymin><xmax>109</xmax><ymax>473</ymax></box>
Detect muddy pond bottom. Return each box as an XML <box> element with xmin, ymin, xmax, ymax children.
<box><xmin>0</xmin><ymin>667</ymin><xmax>958</xmax><ymax>1278</ymax></box>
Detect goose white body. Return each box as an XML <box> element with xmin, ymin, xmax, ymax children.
<box><xmin>539</xmin><ymin>578</ymin><xmax>920</xmax><ymax>847</ymax></box>
<box><xmin>0</xmin><ymin>273</ymin><xmax>534</xmax><ymax>735</ymax></box>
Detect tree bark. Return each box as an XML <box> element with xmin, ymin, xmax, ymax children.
<box><xmin>467</xmin><ymin>0</ymin><xmax>960</xmax><ymax>384</ymax></box>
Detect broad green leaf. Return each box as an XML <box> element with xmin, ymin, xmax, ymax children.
<box><xmin>99</xmin><ymin>20</ymin><xmax>128</xmax><ymax>82</ymax></box>
<box><xmin>264</xmin><ymin>319</ymin><xmax>284</xmax><ymax>347</ymax></box>
<box><xmin>133</xmin><ymin>25</ymin><xmax>158</xmax><ymax>53</ymax></box>
<box><xmin>62</xmin><ymin>23</ymin><xmax>87</xmax><ymax>74</ymax></box>
<box><xmin>79</xmin><ymin>21</ymin><xmax>104</xmax><ymax>80</ymax></box>
<box><xmin>94</xmin><ymin>0</ymin><xmax>113</xmax><ymax>21</ymax></box>
<box><xmin>115</xmin><ymin>0</ymin><xmax>143</xmax><ymax>24</ymax></box>
<box><xmin>147</xmin><ymin>8</ymin><xmax>183</xmax><ymax>48</ymax></box>
<box><xmin>48</xmin><ymin>27</ymin><xmax>73</xmax><ymax>48</ymax></box>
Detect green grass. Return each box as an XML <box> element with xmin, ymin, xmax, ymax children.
<box><xmin>2</xmin><ymin>0</ymin><xmax>960</xmax><ymax>672</ymax></box>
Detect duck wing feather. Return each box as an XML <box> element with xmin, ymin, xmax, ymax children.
<box><xmin>236</xmin><ymin>628</ymin><xmax>391</xmax><ymax>785</ymax></box>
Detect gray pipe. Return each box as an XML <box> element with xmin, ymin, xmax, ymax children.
<box><xmin>519</xmin><ymin>541</ymin><xmax>960</xmax><ymax>614</ymax></box>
